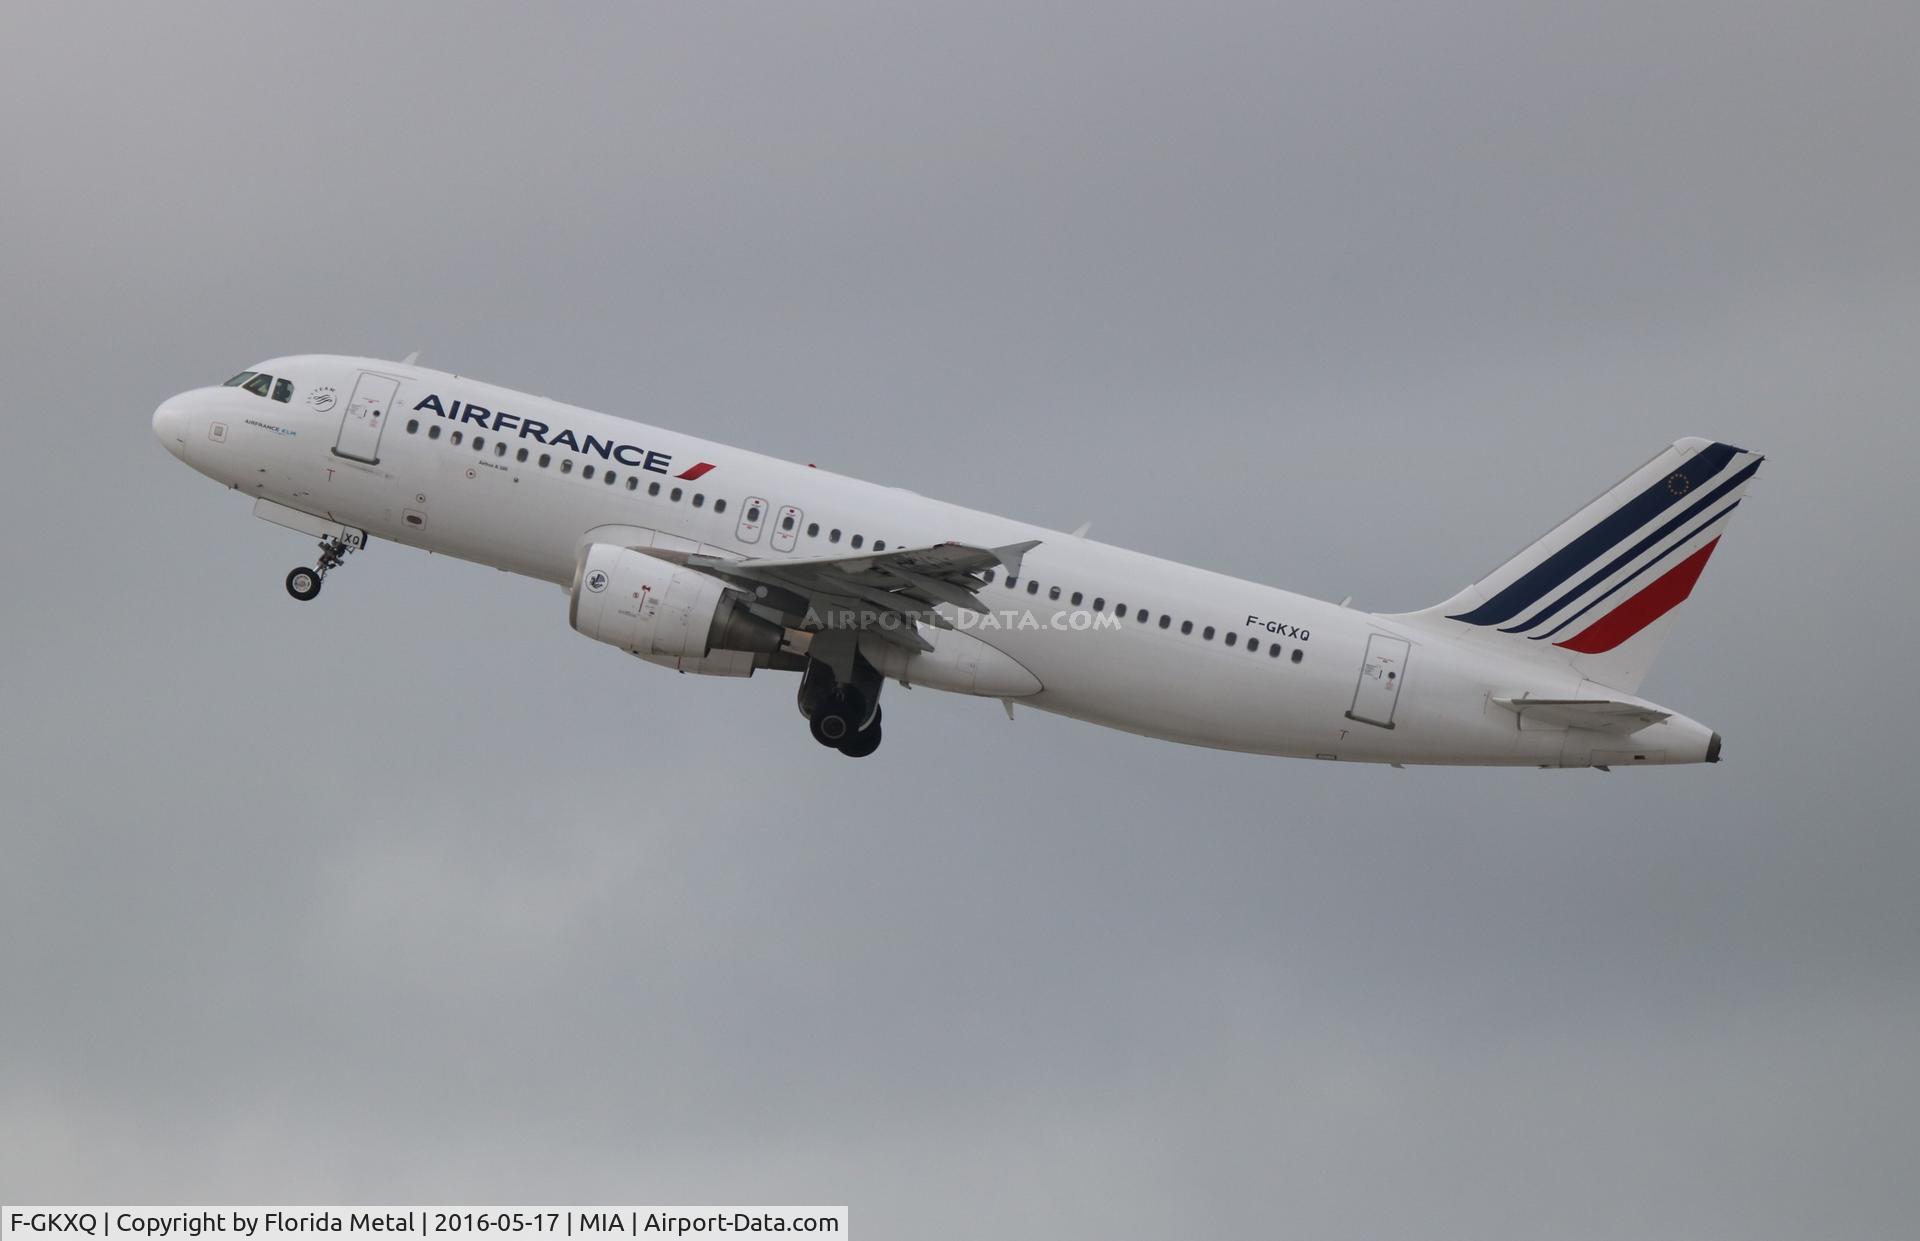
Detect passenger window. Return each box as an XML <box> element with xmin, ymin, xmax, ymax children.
<box><xmin>1093</xmin><ymin>597</ymin><xmax>1105</xmax><ymax>611</ymax></box>
<box><xmin>649</xmin><ymin>481</ymin><xmax>661</xmax><ymax>496</ymax></box>
<box><xmin>428</xmin><ymin>424</ymin><xmax>441</xmax><ymax>440</ymax></box>
<box><xmin>582</xmin><ymin>464</ymin><xmax>594</xmax><ymax>479</ymax></box>
<box><xmin>626</xmin><ymin>477</ymin><xmax>638</xmax><ymax>491</ymax></box>
<box><xmin>517</xmin><ymin>447</ymin><xmax>528</xmax><ymax>462</ymax></box>
<box><xmin>1007</xmin><ymin>576</ymin><xmax>1019</xmax><ymax>590</ymax></box>
<box><xmin>1137</xmin><ymin>610</ymin><xmax>1149</xmax><ymax>623</ymax></box>
<box><xmin>560</xmin><ymin>460</ymin><xmax>572</xmax><ymax>474</ymax></box>
<box><xmin>496</xmin><ymin>442</ymin><xmax>507</xmax><ymax>457</ymax></box>
<box><xmin>715</xmin><ymin>498</ymin><xmax>727</xmax><ymax>514</ymax></box>
<box><xmin>693</xmin><ymin>493</ymin><xmax>704</xmax><ymax>507</ymax></box>
<box><xmin>1269</xmin><ymin>645</ymin><xmax>1281</xmax><ymax>658</ymax></box>
<box><xmin>1158</xmin><ymin>614</ymin><xmax>1171</xmax><ymax>629</ymax></box>
<box><xmin>1071</xmin><ymin>591</ymin><xmax>1083</xmax><ymax>606</ymax></box>
<box><xmin>473</xmin><ymin>436</ymin><xmax>486</xmax><ymax>451</ymax></box>
<box><xmin>874</xmin><ymin>540</ymin><xmax>885</xmax><ymax>550</ymax></box>
<box><xmin>539</xmin><ymin>453</ymin><xmax>551</xmax><ymax>468</ymax></box>
<box><xmin>451</xmin><ymin>430</ymin><xmax>463</xmax><ymax>445</ymax></box>
<box><xmin>982</xmin><ymin>570</ymin><xmax>995</xmax><ymax>583</ymax></box>
<box><xmin>1224</xmin><ymin>632</ymin><xmax>1237</xmax><ymax>647</ymax></box>
<box><xmin>604</xmin><ymin>471</ymin><xmax>616</xmax><ymax>485</ymax></box>
<box><xmin>1291</xmin><ymin>649</ymin><xmax>1304</xmax><ymax>664</ymax></box>
<box><xmin>829</xmin><ymin>529</ymin><xmax>841</xmax><ymax>543</ymax></box>
<box><xmin>670</xmin><ymin>487</ymin><xmax>681</xmax><ymax>501</ymax></box>
<box><xmin>850</xmin><ymin>534</ymin><xmax>863</xmax><ymax>548</ymax></box>
<box><xmin>406</xmin><ymin>419</ymin><xmax>420</xmax><ymax>434</ymax></box>
<box><xmin>272</xmin><ymin>378</ymin><xmax>293</xmax><ymax>403</ymax></box>
<box><xmin>1248</xmin><ymin>639</ymin><xmax>1260</xmax><ymax>654</ymax></box>
<box><xmin>1027</xmin><ymin>580</ymin><xmax>1039</xmax><ymax>595</ymax></box>
<box><xmin>807</xmin><ymin>522</ymin><xmax>820</xmax><ymax>537</ymax></box>
<box><xmin>1049</xmin><ymin>586</ymin><xmax>1061</xmax><ymax>601</ymax></box>
<box><xmin>1115</xmin><ymin>604</ymin><xmax>1127</xmax><ymax>618</ymax></box>
<box><xmin>1180</xmin><ymin>620</ymin><xmax>1193</xmax><ymax>635</ymax></box>
<box><xmin>1203</xmin><ymin>626</ymin><xmax>1215</xmax><ymax>640</ymax></box>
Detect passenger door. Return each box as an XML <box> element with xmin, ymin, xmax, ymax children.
<box><xmin>333</xmin><ymin>372</ymin><xmax>401</xmax><ymax>464</ymax></box>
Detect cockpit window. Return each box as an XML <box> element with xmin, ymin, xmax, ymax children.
<box><xmin>242</xmin><ymin>373</ymin><xmax>274</xmax><ymax>397</ymax></box>
<box><xmin>272</xmin><ymin>378</ymin><xmax>293</xmax><ymax>403</ymax></box>
<box><xmin>223</xmin><ymin>371</ymin><xmax>257</xmax><ymax>387</ymax></box>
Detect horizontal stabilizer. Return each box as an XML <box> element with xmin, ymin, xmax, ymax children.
<box><xmin>1492</xmin><ymin>695</ymin><xmax>1671</xmax><ymax>733</ymax></box>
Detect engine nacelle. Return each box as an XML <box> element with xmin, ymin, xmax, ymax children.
<box><xmin>571</xmin><ymin>544</ymin><xmax>783</xmax><ymax>666</ymax></box>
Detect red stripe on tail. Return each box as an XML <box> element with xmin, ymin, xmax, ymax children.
<box><xmin>1555</xmin><ymin>538</ymin><xmax>1720</xmax><ymax>654</ymax></box>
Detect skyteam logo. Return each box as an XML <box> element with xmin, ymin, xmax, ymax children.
<box><xmin>413</xmin><ymin>393</ymin><xmax>715</xmax><ymax>479</ymax></box>
<box><xmin>585</xmin><ymin>569</ymin><xmax>610</xmax><ymax>593</ymax></box>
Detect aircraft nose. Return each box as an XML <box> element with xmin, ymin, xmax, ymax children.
<box><xmin>152</xmin><ymin>395</ymin><xmax>190</xmax><ymax>458</ymax></box>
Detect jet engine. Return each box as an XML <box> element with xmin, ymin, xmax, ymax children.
<box><xmin>571</xmin><ymin>544</ymin><xmax>784</xmax><ymax>670</ymax></box>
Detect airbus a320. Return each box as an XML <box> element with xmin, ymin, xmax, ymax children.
<box><xmin>153</xmin><ymin>356</ymin><xmax>1762</xmax><ymax>766</ymax></box>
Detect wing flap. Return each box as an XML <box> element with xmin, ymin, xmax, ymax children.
<box><xmin>686</xmin><ymin>539</ymin><xmax>1038</xmax><ymax>645</ymax></box>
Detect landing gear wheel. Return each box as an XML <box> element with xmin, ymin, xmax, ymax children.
<box><xmin>286</xmin><ymin>567</ymin><xmax>321</xmax><ymax>601</ymax></box>
<box><xmin>838</xmin><ymin>722</ymin><xmax>882</xmax><ymax>758</ymax></box>
<box><xmin>810</xmin><ymin>708</ymin><xmax>851</xmax><ymax>747</ymax></box>
<box><xmin>809</xmin><ymin>688</ymin><xmax>867</xmax><ymax>748</ymax></box>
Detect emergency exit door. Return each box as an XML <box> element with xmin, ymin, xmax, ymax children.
<box><xmin>334</xmin><ymin>372</ymin><xmax>400</xmax><ymax>464</ymax></box>
<box><xmin>1346</xmin><ymin>634</ymin><xmax>1411</xmax><ymax>729</ymax></box>
<box><xmin>770</xmin><ymin>505</ymin><xmax>803</xmax><ymax>553</ymax></box>
<box><xmin>736</xmin><ymin>496</ymin><xmax>768</xmax><ymax>544</ymax></box>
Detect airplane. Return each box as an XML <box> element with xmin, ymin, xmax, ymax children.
<box><xmin>152</xmin><ymin>355</ymin><xmax>1763</xmax><ymax>766</ymax></box>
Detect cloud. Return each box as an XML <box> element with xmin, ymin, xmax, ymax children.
<box><xmin>2</xmin><ymin>2</ymin><xmax>1917</xmax><ymax>1235</ymax></box>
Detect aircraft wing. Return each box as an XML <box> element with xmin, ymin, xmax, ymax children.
<box><xmin>686</xmin><ymin>538</ymin><xmax>1039</xmax><ymax>652</ymax></box>
<box><xmin>1492</xmin><ymin>696</ymin><xmax>1673</xmax><ymax>733</ymax></box>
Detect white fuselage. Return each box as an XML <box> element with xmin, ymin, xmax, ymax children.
<box><xmin>153</xmin><ymin>354</ymin><xmax>1720</xmax><ymax>766</ymax></box>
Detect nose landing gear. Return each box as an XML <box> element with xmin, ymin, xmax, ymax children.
<box><xmin>285</xmin><ymin>533</ymin><xmax>359</xmax><ymax>602</ymax></box>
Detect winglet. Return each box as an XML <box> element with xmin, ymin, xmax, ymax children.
<box><xmin>401</xmin><ymin>349</ymin><xmax>422</xmax><ymax>366</ymax></box>
<box><xmin>993</xmin><ymin>539</ymin><xmax>1042</xmax><ymax>578</ymax></box>
<box><xmin>1070</xmin><ymin>521</ymin><xmax>1093</xmax><ymax>538</ymax></box>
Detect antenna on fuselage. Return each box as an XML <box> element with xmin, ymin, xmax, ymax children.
<box><xmin>401</xmin><ymin>349</ymin><xmax>422</xmax><ymax>366</ymax></box>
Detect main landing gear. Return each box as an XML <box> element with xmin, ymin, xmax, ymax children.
<box><xmin>799</xmin><ymin>657</ymin><xmax>884</xmax><ymax>758</ymax></box>
<box><xmin>285</xmin><ymin>533</ymin><xmax>358</xmax><ymax>602</ymax></box>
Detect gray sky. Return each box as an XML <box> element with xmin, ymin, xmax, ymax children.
<box><xmin>3</xmin><ymin>2</ymin><xmax>1917</xmax><ymax>1235</ymax></box>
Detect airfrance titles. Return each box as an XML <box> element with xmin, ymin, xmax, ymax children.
<box><xmin>413</xmin><ymin>393</ymin><xmax>677</xmax><ymax>475</ymax></box>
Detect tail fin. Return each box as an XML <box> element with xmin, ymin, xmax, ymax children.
<box><xmin>1392</xmin><ymin>437</ymin><xmax>1764</xmax><ymax>693</ymax></box>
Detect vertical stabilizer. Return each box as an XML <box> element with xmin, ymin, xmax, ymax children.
<box><xmin>1391</xmin><ymin>438</ymin><xmax>1764</xmax><ymax>692</ymax></box>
